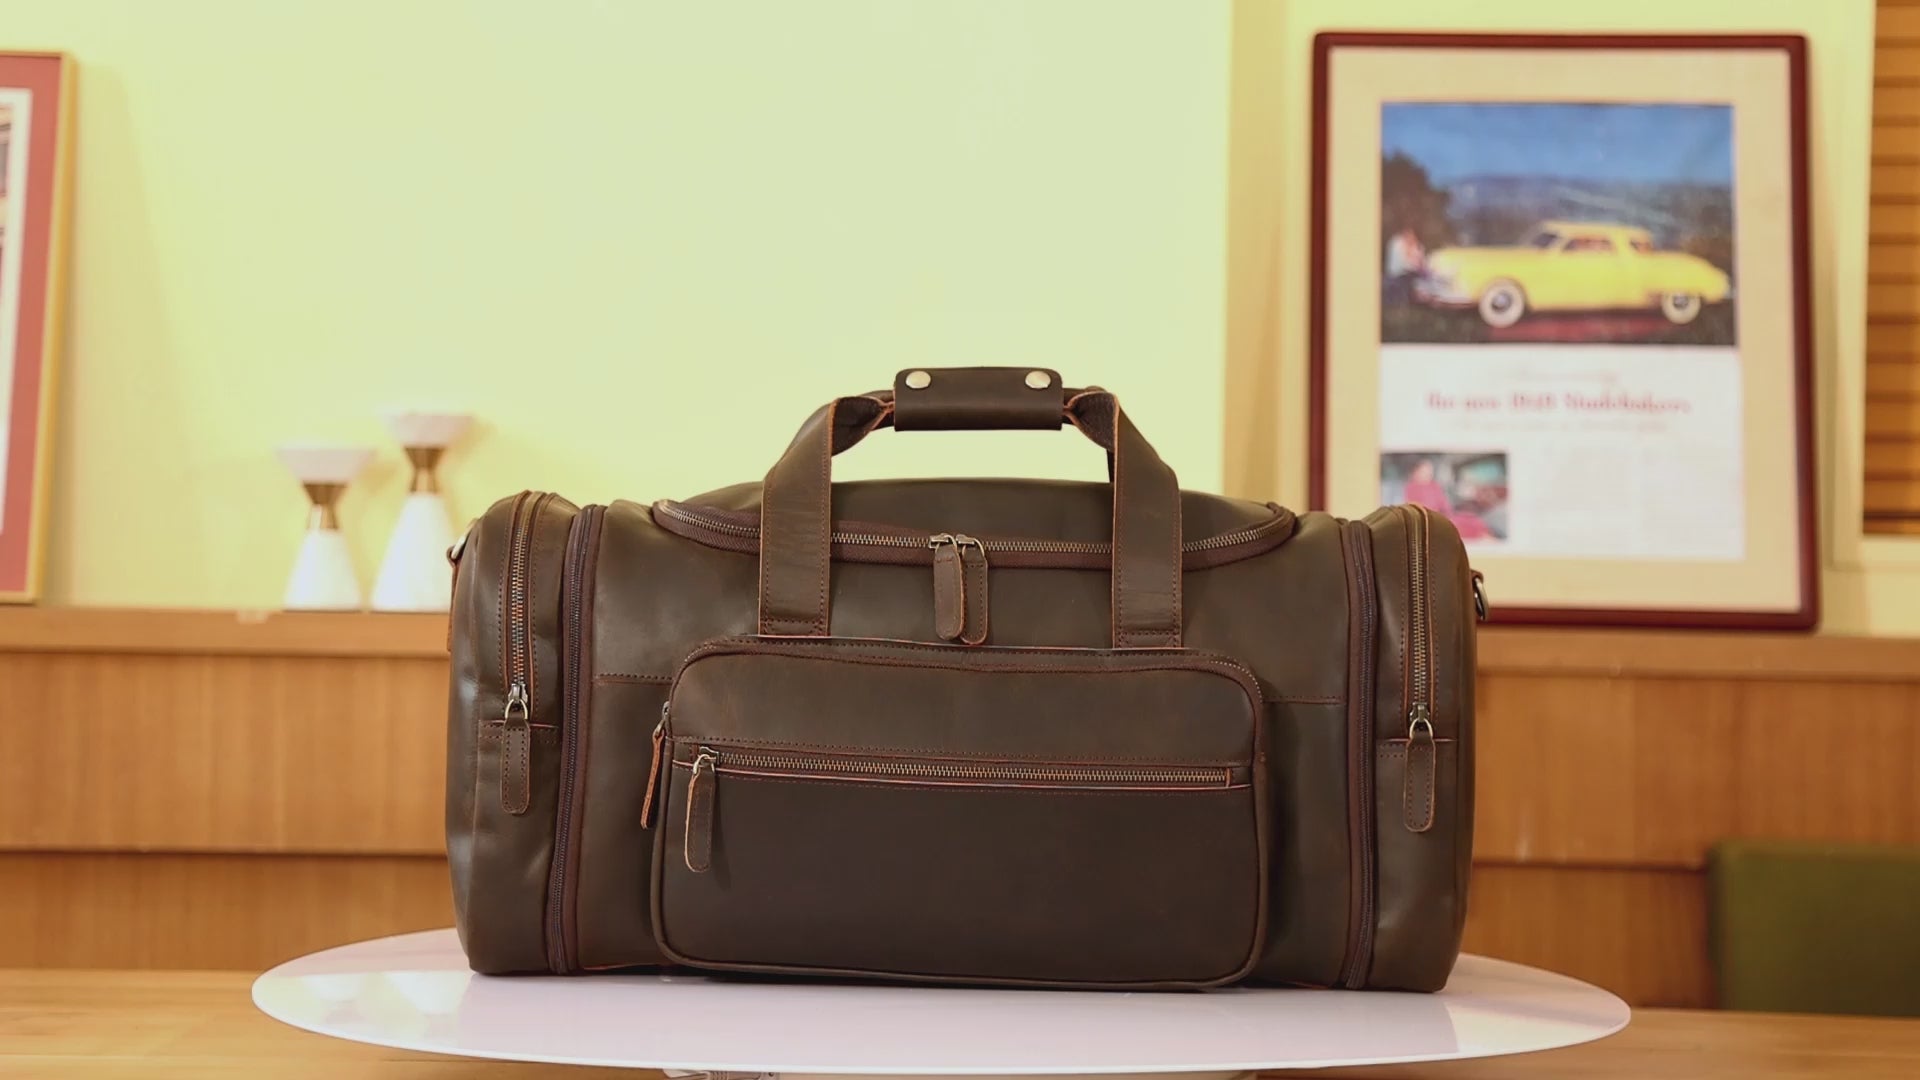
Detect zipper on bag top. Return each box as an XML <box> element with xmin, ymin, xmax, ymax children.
<box><xmin>649</xmin><ymin>500</ymin><xmax>1294</xmax><ymax>566</ymax></box>
<box><xmin>673</xmin><ymin>745</ymin><xmax>1245</xmax><ymax>874</ymax></box>
<box><xmin>547</xmin><ymin>504</ymin><xmax>602</xmax><ymax>973</ymax></box>
<box><xmin>653</xmin><ymin>500</ymin><xmax>1291</xmax><ymax>642</ymax></box>
<box><xmin>1402</xmin><ymin>506</ymin><xmax>1438</xmax><ymax>834</ymax></box>
<box><xmin>929</xmin><ymin>533</ymin><xmax>989</xmax><ymax>645</ymax></box>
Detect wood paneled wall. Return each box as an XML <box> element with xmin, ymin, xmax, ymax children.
<box><xmin>1873</xmin><ymin>0</ymin><xmax>1920</xmax><ymax>534</ymax></box>
<box><xmin>0</xmin><ymin>610</ymin><xmax>448</xmax><ymax>854</ymax></box>
<box><xmin>5</xmin><ymin>609</ymin><xmax>1920</xmax><ymax>1008</ymax></box>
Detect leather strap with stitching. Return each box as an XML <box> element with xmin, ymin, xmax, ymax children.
<box><xmin>755</xmin><ymin>374</ymin><xmax>1183</xmax><ymax>647</ymax></box>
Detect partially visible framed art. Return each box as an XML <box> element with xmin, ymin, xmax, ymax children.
<box><xmin>1310</xmin><ymin>33</ymin><xmax>1815</xmax><ymax>629</ymax></box>
<box><xmin>0</xmin><ymin>53</ymin><xmax>72</xmax><ymax>603</ymax></box>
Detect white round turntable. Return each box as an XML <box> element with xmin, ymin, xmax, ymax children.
<box><xmin>252</xmin><ymin>929</ymin><xmax>1627</xmax><ymax>1077</ymax></box>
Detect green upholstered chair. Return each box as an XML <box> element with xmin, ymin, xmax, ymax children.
<box><xmin>1709</xmin><ymin>840</ymin><xmax>1920</xmax><ymax>1017</ymax></box>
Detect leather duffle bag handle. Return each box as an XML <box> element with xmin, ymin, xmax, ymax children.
<box><xmin>756</xmin><ymin>366</ymin><xmax>1183</xmax><ymax>649</ymax></box>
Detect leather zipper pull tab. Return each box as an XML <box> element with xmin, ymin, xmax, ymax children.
<box><xmin>501</xmin><ymin>680</ymin><xmax>531</xmax><ymax>815</ymax></box>
<box><xmin>956</xmin><ymin>535</ymin><xmax>990</xmax><ymax>647</ymax></box>
<box><xmin>641</xmin><ymin>702</ymin><xmax>669</xmax><ymax>828</ymax></box>
<box><xmin>930</xmin><ymin>534</ymin><xmax>966</xmax><ymax>642</ymax></box>
<box><xmin>1404</xmin><ymin>705</ymin><xmax>1436</xmax><ymax>833</ymax></box>
<box><xmin>684</xmin><ymin>748</ymin><xmax>718</xmax><ymax>873</ymax></box>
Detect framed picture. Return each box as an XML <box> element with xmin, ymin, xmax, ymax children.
<box><xmin>1309</xmin><ymin>33</ymin><xmax>1815</xmax><ymax>629</ymax></box>
<box><xmin>0</xmin><ymin>53</ymin><xmax>72</xmax><ymax>603</ymax></box>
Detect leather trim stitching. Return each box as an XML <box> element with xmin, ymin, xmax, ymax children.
<box><xmin>1395</xmin><ymin>511</ymin><xmax>1409</xmax><ymax>723</ymax></box>
<box><xmin>811</xmin><ymin>397</ymin><xmax>833</xmax><ymax>634</ymax></box>
<box><xmin>682</xmin><ymin>647</ymin><xmax>1259</xmax><ymax>703</ymax></box>
<box><xmin>481</xmin><ymin>728</ymin><xmax>561</xmax><ymax>743</ymax></box>
<box><xmin>1422</xmin><ymin>505</ymin><xmax>1437</xmax><ymax>729</ymax></box>
<box><xmin>1401</xmin><ymin>742</ymin><xmax>1435</xmax><ymax>833</ymax></box>
<box><xmin>1170</xmin><ymin>439</ymin><xmax>1184</xmax><ymax>645</ymax></box>
<box><xmin>1111</xmin><ymin>395</ymin><xmax>1128</xmax><ymax>648</ymax></box>
<box><xmin>961</xmin><ymin>546</ymin><xmax>988</xmax><ymax>646</ymax></box>
<box><xmin>497</xmin><ymin>492</ymin><xmax>526</xmax><ymax>720</ymax></box>
<box><xmin>728</xmin><ymin>634</ymin><xmax>1225</xmax><ymax>666</ymax></box>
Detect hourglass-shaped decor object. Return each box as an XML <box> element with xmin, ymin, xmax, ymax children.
<box><xmin>371</xmin><ymin>411</ymin><xmax>472</xmax><ymax>612</ymax></box>
<box><xmin>276</xmin><ymin>444</ymin><xmax>375</xmax><ymax>611</ymax></box>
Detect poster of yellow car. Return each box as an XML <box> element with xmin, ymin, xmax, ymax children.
<box><xmin>1380</xmin><ymin>102</ymin><xmax>1736</xmax><ymax>346</ymax></box>
<box><xmin>1414</xmin><ymin>221</ymin><xmax>1733</xmax><ymax>330</ymax></box>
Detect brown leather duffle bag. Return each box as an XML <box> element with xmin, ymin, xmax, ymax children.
<box><xmin>445</xmin><ymin>368</ymin><xmax>1480</xmax><ymax>991</ymax></box>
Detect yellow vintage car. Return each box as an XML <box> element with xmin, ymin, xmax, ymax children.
<box><xmin>1413</xmin><ymin>221</ymin><xmax>1732</xmax><ymax>329</ymax></box>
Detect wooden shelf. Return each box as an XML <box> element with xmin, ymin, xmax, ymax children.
<box><xmin>3</xmin><ymin>606</ymin><xmax>1917</xmax><ymax>677</ymax></box>
<box><xmin>0</xmin><ymin>607</ymin><xmax>447</xmax><ymax>658</ymax></box>
<box><xmin>1479</xmin><ymin>626</ymin><xmax>1920</xmax><ymax>682</ymax></box>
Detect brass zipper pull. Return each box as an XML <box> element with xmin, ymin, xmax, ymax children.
<box><xmin>684</xmin><ymin>748</ymin><xmax>718</xmax><ymax>873</ymax></box>
<box><xmin>641</xmin><ymin>702</ymin><xmax>669</xmax><ymax>828</ymax></box>
<box><xmin>954</xmin><ymin>535</ymin><xmax>990</xmax><ymax>647</ymax></box>
<box><xmin>500</xmin><ymin>680</ymin><xmax>531</xmax><ymax>815</ymax></box>
<box><xmin>1403</xmin><ymin>705</ymin><xmax>1436</xmax><ymax>833</ymax></box>
<box><xmin>929</xmin><ymin>534</ymin><xmax>966</xmax><ymax>641</ymax></box>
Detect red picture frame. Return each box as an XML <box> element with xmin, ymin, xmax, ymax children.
<box><xmin>1308</xmin><ymin>33</ymin><xmax>1816</xmax><ymax>630</ymax></box>
<box><xmin>0</xmin><ymin>53</ymin><xmax>73</xmax><ymax>602</ymax></box>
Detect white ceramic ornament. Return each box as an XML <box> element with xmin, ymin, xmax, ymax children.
<box><xmin>371</xmin><ymin>411</ymin><xmax>472</xmax><ymax>612</ymax></box>
<box><xmin>277</xmin><ymin>445</ymin><xmax>375</xmax><ymax>611</ymax></box>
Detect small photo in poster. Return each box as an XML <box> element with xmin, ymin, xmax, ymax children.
<box><xmin>1381</xmin><ymin>451</ymin><xmax>1509</xmax><ymax>543</ymax></box>
<box><xmin>1380</xmin><ymin>102</ymin><xmax>1735</xmax><ymax>347</ymax></box>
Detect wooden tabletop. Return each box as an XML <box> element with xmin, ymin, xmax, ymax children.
<box><xmin>5</xmin><ymin>969</ymin><xmax>1920</xmax><ymax>1079</ymax></box>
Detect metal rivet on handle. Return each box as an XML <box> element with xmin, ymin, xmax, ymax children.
<box><xmin>1024</xmin><ymin>370</ymin><xmax>1051</xmax><ymax>390</ymax></box>
<box><xmin>904</xmin><ymin>370</ymin><xmax>932</xmax><ymax>390</ymax></box>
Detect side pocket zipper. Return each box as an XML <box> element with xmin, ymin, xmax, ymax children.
<box><xmin>684</xmin><ymin>748</ymin><xmax>718</xmax><ymax>873</ymax></box>
<box><xmin>1403</xmin><ymin>506</ymin><xmax>1436</xmax><ymax>833</ymax></box>
<box><xmin>500</xmin><ymin>491</ymin><xmax>555</xmax><ymax>815</ymax></box>
<box><xmin>641</xmin><ymin>703</ymin><xmax>668</xmax><ymax>829</ymax></box>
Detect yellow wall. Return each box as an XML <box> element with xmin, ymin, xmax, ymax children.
<box><xmin>11</xmin><ymin>0</ymin><xmax>1232</xmax><ymax>607</ymax></box>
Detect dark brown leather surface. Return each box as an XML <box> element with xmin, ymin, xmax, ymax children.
<box><xmin>445</xmin><ymin>368</ymin><xmax>1477</xmax><ymax>991</ymax></box>
<box><xmin>892</xmin><ymin>366</ymin><xmax>1065</xmax><ymax>431</ymax></box>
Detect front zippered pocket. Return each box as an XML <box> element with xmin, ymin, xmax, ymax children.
<box><xmin>675</xmin><ymin>743</ymin><xmax>1245</xmax><ymax>872</ymax></box>
<box><xmin>649</xmin><ymin>499</ymin><xmax>1295</xmax><ymax>570</ymax></box>
<box><xmin>546</xmin><ymin>504</ymin><xmax>604</xmax><ymax>973</ymax></box>
<box><xmin>651</xmin><ymin>637</ymin><xmax>1268</xmax><ymax>989</ymax></box>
